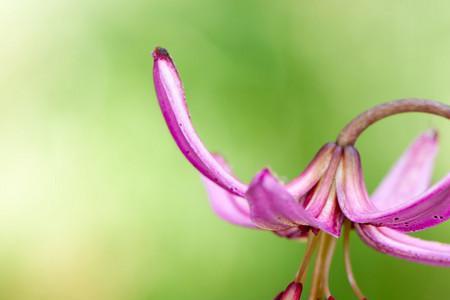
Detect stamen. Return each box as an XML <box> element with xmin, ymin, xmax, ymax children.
<box><xmin>343</xmin><ymin>220</ymin><xmax>367</xmax><ymax>300</ymax></box>
<box><xmin>308</xmin><ymin>232</ymin><xmax>330</xmax><ymax>300</ymax></box>
<box><xmin>274</xmin><ymin>281</ymin><xmax>303</xmax><ymax>300</ymax></box>
<box><xmin>323</xmin><ymin>236</ymin><xmax>337</xmax><ymax>300</ymax></box>
<box><xmin>295</xmin><ymin>231</ymin><xmax>320</xmax><ymax>283</ymax></box>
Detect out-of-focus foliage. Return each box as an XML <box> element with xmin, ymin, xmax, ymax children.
<box><xmin>0</xmin><ymin>0</ymin><xmax>449</xmax><ymax>299</ymax></box>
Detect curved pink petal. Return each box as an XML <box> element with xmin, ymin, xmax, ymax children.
<box><xmin>202</xmin><ymin>156</ymin><xmax>314</xmax><ymax>239</ymax></box>
<box><xmin>286</xmin><ymin>143</ymin><xmax>337</xmax><ymax>199</ymax></box>
<box><xmin>246</xmin><ymin>169</ymin><xmax>341</xmax><ymax>237</ymax></box>
<box><xmin>305</xmin><ymin>182</ymin><xmax>344</xmax><ymax>237</ymax></box>
<box><xmin>300</xmin><ymin>146</ymin><xmax>344</xmax><ymax>236</ymax></box>
<box><xmin>246</xmin><ymin>169</ymin><xmax>309</xmax><ymax>231</ymax></box>
<box><xmin>201</xmin><ymin>155</ymin><xmax>312</xmax><ymax>237</ymax></box>
<box><xmin>200</xmin><ymin>154</ymin><xmax>255</xmax><ymax>228</ymax></box>
<box><xmin>153</xmin><ymin>47</ymin><xmax>247</xmax><ymax>196</ymax></box>
<box><xmin>371</xmin><ymin>130</ymin><xmax>439</xmax><ymax>209</ymax></box>
<box><xmin>202</xmin><ymin>178</ymin><xmax>255</xmax><ymax>228</ymax></box>
<box><xmin>336</xmin><ymin>146</ymin><xmax>450</xmax><ymax>232</ymax></box>
<box><xmin>356</xmin><ymin>224</ymin><xmax>450</xmax><ymax>267</ymax></box>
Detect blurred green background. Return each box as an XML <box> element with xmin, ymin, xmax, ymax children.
<box><xmin>1</xmin><ymin>0</ymin><xmax>449</xmax><ymax>299</ymax></box>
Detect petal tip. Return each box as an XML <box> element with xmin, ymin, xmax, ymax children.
<box><xmin>253</xmin><ymin>168</ymin><xmax>273</xmax><ymax>183</ymax></box>
<box><xmin>425</xmin><ymin>128</ymin><xmax>439</xmax><ymax>141</ymax></box>
<box><xmin>153</xmin><ymin>46</ymin><xmax>170</xmax><ymax>60</ymax></box>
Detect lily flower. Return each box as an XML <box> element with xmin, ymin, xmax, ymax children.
<box><xmin>153</xmin><ymin>47</ymin><xmax>344</xmax><ymax>238</ymax></box>
<box><xmin>152</xmin><ymin>47</ymin><xmax>450</xmax><ymax>299</ymax></box>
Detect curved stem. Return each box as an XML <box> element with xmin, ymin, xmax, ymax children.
<box><xmin>337</xmin><ymin>99</ymin><xmax>450</xmax><ymax>146</ymax></box>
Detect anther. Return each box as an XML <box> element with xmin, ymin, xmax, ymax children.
<box><xmin>152</xmin><ymin>47</ymin><xmax>170</xmax><ymax>59</ymax></box>
<box><xmin>274</xmin><ymin>281</ymin><xmax>303</xmax><ymax>300</ymax></box>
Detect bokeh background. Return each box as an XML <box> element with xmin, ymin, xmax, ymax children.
<box><xmin>1</xmin><ymin>0</ymin><xmax>449</xmax><ymax>299</ymax></box>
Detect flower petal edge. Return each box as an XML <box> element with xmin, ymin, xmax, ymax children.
<box><xmin>153</xmin><ymin>48</ymin><xmax>247</xmax><ymax>196</ymax></box>
<box><xmin>356</xmin><ymin>224</ymin><xmax>450</xmax><ymax>267</ymax></box>
<box><xmin>336</xmin><ymin>146</ymin><xmax>450</xmax><ymax>232</ymax></box>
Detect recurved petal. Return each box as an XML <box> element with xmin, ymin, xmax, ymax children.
<box><xmin>201</xmin><ymin>155</ymin><xmax>256</xmax><ymax>228</ymax></box>
<box><xmin>307</xmin><ymin>183</ymin><xmax>344</xmax><ymax>238</ymax></box>
<box><xmin>379</xmin><ymin>175</ymin><xmax>450</xmax><ymax>232</ymax></box>
<box><xmin>301</xmin><ymin>146</ymin><xmax>344</xmax><ymax>236</ymax></box>
<box><xmin>371</xmin><ymin>130</ymin><xmax>439</xmax><ymax>209</ymax></box>
<box><xmin>336</xmin><ymin>146</ymin><xmax>450</xmax><ymax>232</ymax></box>
<box><xmin>245</xmin><ymin>169</ymin><xmax>312</xmax><ymax>231</ymax></box>
<box><xmin>286</xmin><ymin>143</ymin><xmax>337</xmax><ymax>199</ymax></box>
<box><xmin>356</xmin><ymin>224</ymin><xmax>450</xmax><ymax>267</ymax></box>
<box><xmin>202</xmin><ymin>178</ymin><xmax>255</xmax><ymax>228</ymax></box>
<box><xmin>153</xmin><ymin>47</ymin><xmax>247</xmax><ymax>196</ymax></box>
<box><xmin>246</xmin><ymin>170</ymin><xmax>341</xmax><ymax>237</ymax></box>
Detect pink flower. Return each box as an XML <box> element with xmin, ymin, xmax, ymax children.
<box><xmin>152</xmin><ymin>47</ymin><xmax>449</xmax><ymax>299</ymax></box>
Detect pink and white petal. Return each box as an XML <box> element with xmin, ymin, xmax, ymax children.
<box><xmin>300</xmin><ymin>146</ymin><xmax>345</xmax><ymax>236</ymax></box>
<box><xmin>153</xmin><ymin>48</ymin><xmax>247</xmax><ymax>196</ymax></box>
<box><xmin>310</xmin><ymin>184</ymin><xmax>344</xmax><ymax>238</ymax></box>
<box><xmin>246</xmin><ymin>170</ymin><xmax>341</xmax><ymax>237</ymax></box>
<box><xmin>202</xmin><ymin>177</ymin><xmax>256</xmax><ymax>228</ymax></box>
<box><xmin>246</xmin><ymin>169</ymin><xmax>310</xmax><ymax>231</ymax></box>
<box><xmin>356</xmin><ymin>224</ymin><xmax>450</xmax><ymax>267</ymax></box>
<box><xmin>286</xmin><ymin>143</ymin><xmax>337</xmax><ymax>199</ymax></box>
<box><xmin>200</xmin><ymin>154</ymin><xmax>255</xmax><ymax>228</ymax></box>
<box><xmin>302</xmin><ymin>146</ymin><xmax>342</xmax><ymax>216</ymax></box>
<box><xmin>336</xmin><ymin>146</ymin><xmax>450</xmax><ymax>232</ymax></box>
<box><xmin>377</xmin><ymin>175</ymin><xmax>450</xmax><ymax>232</ymax></box>
<box><xmin>336</xmin><ymin>146</ymin><xmax>378</xmax><ymax>220</ymax></box>
<box><xmin>371</xmin><ymin>130</ymin><xmax>439</xmax><ymax>209</ymax></box>
<box><xmin>202</xmin><ymin>156</ymin><xmax>315</xmax><ymax>235</ymax></box>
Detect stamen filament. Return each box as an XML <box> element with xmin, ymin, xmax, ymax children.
<box><xmin>308</xmin><ymin>232</ymin><xmax>325</xmax><ymax>300</ymax></box>
<box><xmin>337</xmin><ymin>99</ymin><xmax>450</xmax><ymax>146</ymax></box>
<box><xmin>323</xmin><ymin>236</ymin><xmax>337</xmax><ymax>299</ymax></box>
<box><xmin>343</xmin><ymin>220</ymin><xmax>367</xmax><ymax>300</ymax></box>
<box><xmin>308</xmin><ymin>232</ymin><xmax>333</xmax><ymax>300</ymax></box>
<box><xmin>295</xmin><ymin>231</ymin><xmax>320</xmax><ymax>283</ymax></box>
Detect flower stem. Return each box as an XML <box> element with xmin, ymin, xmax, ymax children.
<box><xmin>337</xmin><ymin>99</ymin><xmax>450</xmax><ymax>146</ymax></box>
